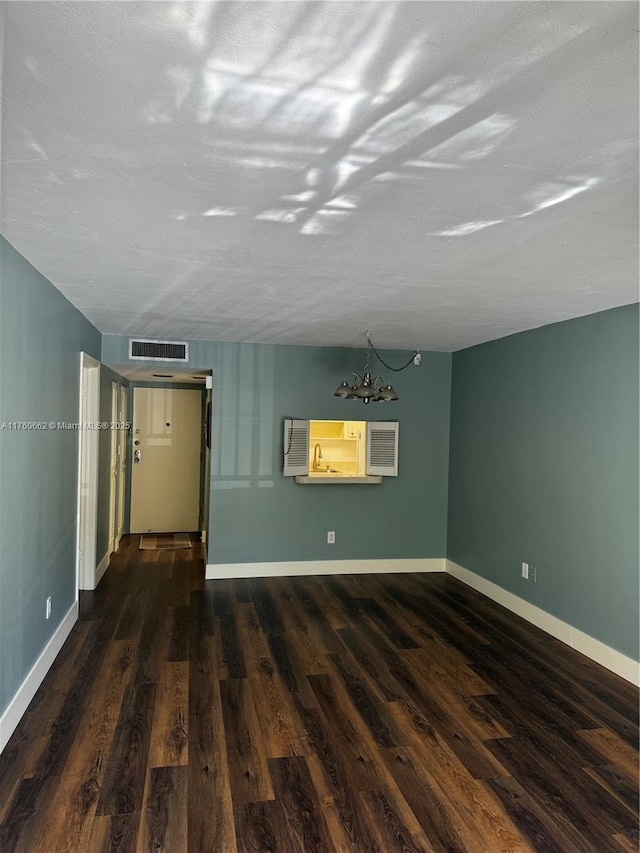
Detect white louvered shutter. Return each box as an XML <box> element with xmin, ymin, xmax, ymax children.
<box><xmin>366</xmin><ymin>421</ymin><xmax>399</xmax><ymax>477</ymax></box>
<box><xmin>283</xmin><ymin>419</ymin><xmax>309</xmax><ymax>476</ymax></box>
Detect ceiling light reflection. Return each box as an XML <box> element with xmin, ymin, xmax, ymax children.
<box><xmin>166</xmin><ymin>0</ymin><xmax>217</xmax><ymax>52</ymax></box>
<box><xmin>301</xmin><ymin>209</ymin><xmax>350</xmax><ymax>235</ymax></box>
<box><xmin>255</xmin><ymin>208</ymin><xmax>305</xmax><ymax>224</ymax></box>
<box><xmin>326</xmin><ymin>195</ymin><xmax>357</xmax><ymax>209</ymax></box>
<box><xmin>380</xmin><ymin>35</ymin><xmax>427</xmax><ymax>95</ymax></box>
<box><xmin>435</xmin><ymin>175</ymin><xmax>600</xmax><ymax>237</ymax></box>
<box><xmin>282</xmin><ymin>190</ymin><xmax>317</xmax><ymax>202</ymax></box>
<box><xmin>357</xmin><ymin>101</ymin><xmax>458</xmax><ymax>155</ymax></box>
<box><xmin>203</xmin><ymin>207</ymin><xmax>237</xmax><ymax>217</ymax></box>
<box><xmin>521</xmin><ymin>177</ymin><xmax>599</xmax><ymax>214</ymax></box>
<box><xmin>437</xmin><ymin>220</ymin><xmax>505</xmax><ymax>237</ymax></box>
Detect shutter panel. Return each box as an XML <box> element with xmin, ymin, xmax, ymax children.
<box><xmin>283</xmin><ymin>419</ymin><xmax>309</xmax><ymax>476</ymax></box>
<box><xmin>366</xmin><ymin>421</ymin><xmax>399</xmax><ymax>477</ymax></box>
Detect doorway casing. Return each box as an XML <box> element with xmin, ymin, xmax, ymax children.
<box><xmin>76</xmin><ymin>352</ymin><xmax>100</xmax><ymax>591</ymax></box>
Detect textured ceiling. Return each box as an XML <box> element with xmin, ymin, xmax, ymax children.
<box><xmin>1</xmin><ymin>1</ymin><xmax>638</xmax><ymax>351</ymax></box>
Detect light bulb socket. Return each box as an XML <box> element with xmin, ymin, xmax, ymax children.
<box><xmin>379</xmin><ymin>383</ymin><xmax>399</xmax><ymax>401</ymax></box>
<box><xmin>354</xmin><ymin>372</ymin><xmax>377</xmax><ymax>398</ymax></box>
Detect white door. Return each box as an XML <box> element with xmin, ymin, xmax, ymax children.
<box><xmin>116</xmin><ymin>384</ymin><xmax>127</xmax><ymax>542</ymax></box>
<box><xmin>130</xmin><ymin>387</ymin><xmax>202</xmax><ymax>533</ymax></box>
<box><xmin>76</xmin><ymin>353</ymin><xmax>100</xmax><ymax>590</ymax></box>
<box><xmin>108</xmin><ymin>381</ymin><xmax>118</xmax><ymax>551</ymax></box>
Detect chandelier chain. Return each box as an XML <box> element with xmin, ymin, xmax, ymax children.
<box><xmin>367</xmin><ymin>333</ymin><xmax>417</xmax><ymax>373</ymax></box>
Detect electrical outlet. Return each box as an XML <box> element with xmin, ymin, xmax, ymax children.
<box><xmin>46</xmin><ymin>596</ymin><xmax>52</xmax><ymax>619</ymax></box>
<box><xmin>413</xmin><ymin>352</ymin><xmax>421</xmax><ymax>366</ymax></box>
<box><xmin>521</xmin><ymin>562</ymin><xmax>529</xmax><ymax>580</ymax></box>
<box><xmin>529</xmin><ymin>566</ymin><xmax>537</xmax><ymax>583</ymax></box>
<box><xmin>327</xmin><ymin>531</ymin><xmax>335</xmax><ymax>544</ymax></box>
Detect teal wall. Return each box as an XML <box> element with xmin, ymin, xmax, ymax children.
<box><xmin>102</xmin><ymin>336</ymin><xmax>453</xmax><ymax>563</ymax></box>
<box><xmin>447</xmin><ymin>304</ymin><xmax>639</xmax><ymax>660</ymax></box>
<box><xmin>0</xmin><ymin>1</ymin><xmax>4</xmax><ymax>200</ymax></box>
<box><xmin>0</xmin><ymin>237</ymin><xmax>101</xmax><ymax>716</ymax></box>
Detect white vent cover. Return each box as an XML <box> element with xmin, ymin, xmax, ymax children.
<box><xmin>129</xmin><ymin>339</ymin><xmax>189</xmax><ymax>362</ymax></box>
<box><xmin>366</xmin><ymin>421</ymin><xmax>399</xmax><ymax>476</ymax></box>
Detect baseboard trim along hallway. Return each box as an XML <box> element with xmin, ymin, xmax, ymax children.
<box><xmin>94</xmin><ymin>549</ymin><xmax>111</xmax><ymax>588</ymax></box>
<box><xmin>205</xmin><ymin>557</ymin><xmax>446</xmax><ymax>580</ymax></box>
<box><xmin>0</xmin><ymin>601</ymin><xmax>78</xmax><ymax>753</ymax></box>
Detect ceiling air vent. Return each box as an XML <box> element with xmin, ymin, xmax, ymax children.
<box><xmin>128</xmin><ymin>339</ymin><xmax>189</xmax><ymax>362</ymax></box>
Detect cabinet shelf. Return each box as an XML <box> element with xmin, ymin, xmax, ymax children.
<box><xmin>311</xmin><ymin>436</ymin><xmax>358</xmax><ymax>441</ymax></box>
<box><xmin>309</xmin><ymin>420</ymin><xmax>364</xmax><ymax>441</ymax></box>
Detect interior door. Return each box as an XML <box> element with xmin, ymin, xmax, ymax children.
<box><xmin>77</xmin><ymin>353</ymin><xmax>100</xmax><ymax>590</ymax></box>
<box><xmin>130</xmin><ymin>387</ymin><xmax>202</xmax><ymax>533</ymax></box>
<box><xmin>108</xmin><ymin>381</ymin><xmax>118</xmax><ymax>550</ymax></box>
<box><xmin>116</xmin><ymin>384</ymin><xmax>127</xmax><ymax>542</ymax></box>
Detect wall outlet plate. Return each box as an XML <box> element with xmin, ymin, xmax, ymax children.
<box><xmin>46</xmin><ymin>596</ymin><xmax>52</xmax><ymax>619</ymax></box>
<box><xmin>521</xmin><ymin>562</ymin><xmax>529</xmax><ymax>579</ymax></box>
<box><xmin>327</xmin><ymin>531</ymin><xmax>335</xmax><ymax>544</ymax></box>
<box><xmin>530</xmin><ymin>566</ymin><xmax>537</xmax><ymax>583</ymax></box>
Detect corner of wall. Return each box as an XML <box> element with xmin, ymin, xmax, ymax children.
<box><xmin>0</xmin><ymin>602</ymin><xmax>78</xmax><ymax>754</ymax></box>
<box><xmin>445</xmin><ymin>560</ymin><xmax>639</xmax><ymax>686</ymax></box>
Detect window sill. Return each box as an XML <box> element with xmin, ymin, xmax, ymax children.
<box><xmin>294</xmin><ymin>475</ymin><xmax>382</xmax><ymax>485</ymax></box>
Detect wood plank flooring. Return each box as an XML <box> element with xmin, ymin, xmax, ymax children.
<box><xmin>0</xmin><ymin>535</ymin><xmax>637</xmax><ymax>852</ymax></box>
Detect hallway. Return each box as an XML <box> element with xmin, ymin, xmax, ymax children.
<box><xmin>0</xmin><ymin>536</ymin><xmax>637</xmax><ymax>851</ymax></box>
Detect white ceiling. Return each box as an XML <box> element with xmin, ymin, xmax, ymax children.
<box><xmin>1</xmin><ymin>1</ymin><xmax>638</xmax><ymax>352</ymax></box>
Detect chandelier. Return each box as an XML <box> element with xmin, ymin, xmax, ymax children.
<box><xmin>333</xmin><ymin>332</ymin><xmax>420</xmax><ymax>404</ymax></box>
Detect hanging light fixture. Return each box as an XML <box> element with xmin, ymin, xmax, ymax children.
<box><xmin>334</xmin><ymin>332</ymin><xmax>419</xmax><ymax>404</ymax></box>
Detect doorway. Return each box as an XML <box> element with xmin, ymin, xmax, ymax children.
<box><xmin>130</xmin><ymin>387</ymin><xmax>203</xmax><ymax>533</ymax></box>
<box><xmin>116</xmin><ymin>384</ymin><xmax>127</xmax><ymax>543</ymax></box>
<box><xmin>76</xmin><ymin>352</ymin><xmax>100</xmax><ymax>591</ymax></box>
<box><xmin>107</xmin><ymin>381</ymin><xmax>128</xmax><ymax>554</ymax></box>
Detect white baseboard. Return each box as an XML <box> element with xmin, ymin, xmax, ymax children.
<box><xmin>206</xmin><ymin>556</ymin><xmax>638</xmax><ymax>684</ymax></box>
<box><xmin>1</xmin><ymin>556</ymin><xmax>635</xmax><ymax>758</ymax></box>
<box><xmin>206</xmin><ymin>557</ymin><xmax>445</xmax><ymax>580</ymax></box>
<box><xmin>446</xmin><ymin>560</ymin><xmax>639</xmax><ymax>687</ymax></box>
<box><xmin>0</xmin><ymin>601</ymin><xmax>78</xmax><ymax>754</ymax></box>
<box><xmin>94</xmin><ymin>550</ymin><xmax>111</xmax><ymax>588</ymax></box>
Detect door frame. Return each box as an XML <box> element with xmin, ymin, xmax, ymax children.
<box><xmin>108</xmin><ymin>380</ymin><xmax>119</xmax><ymax>554</ymax></box>
<box><xmin>116</xmin><ymin>384</ymin><xmax>128</xmax><ymax>545</ymax></box>
<box><xmin>76</xmin><ymin>352</ymin><xmax>100</xmax><ymax>592</ymax></box>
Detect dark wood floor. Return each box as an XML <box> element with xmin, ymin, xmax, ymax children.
<box><xmin>0</xmin><ymin>536</ymin><xmax>638</xmax><ymax>852</ymax></box>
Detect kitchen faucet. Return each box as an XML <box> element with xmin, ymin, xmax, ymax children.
<box><xmin>312</xmin><ymin>443</ymin><xmax>323</xmax><ymax>470</ymax></box>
